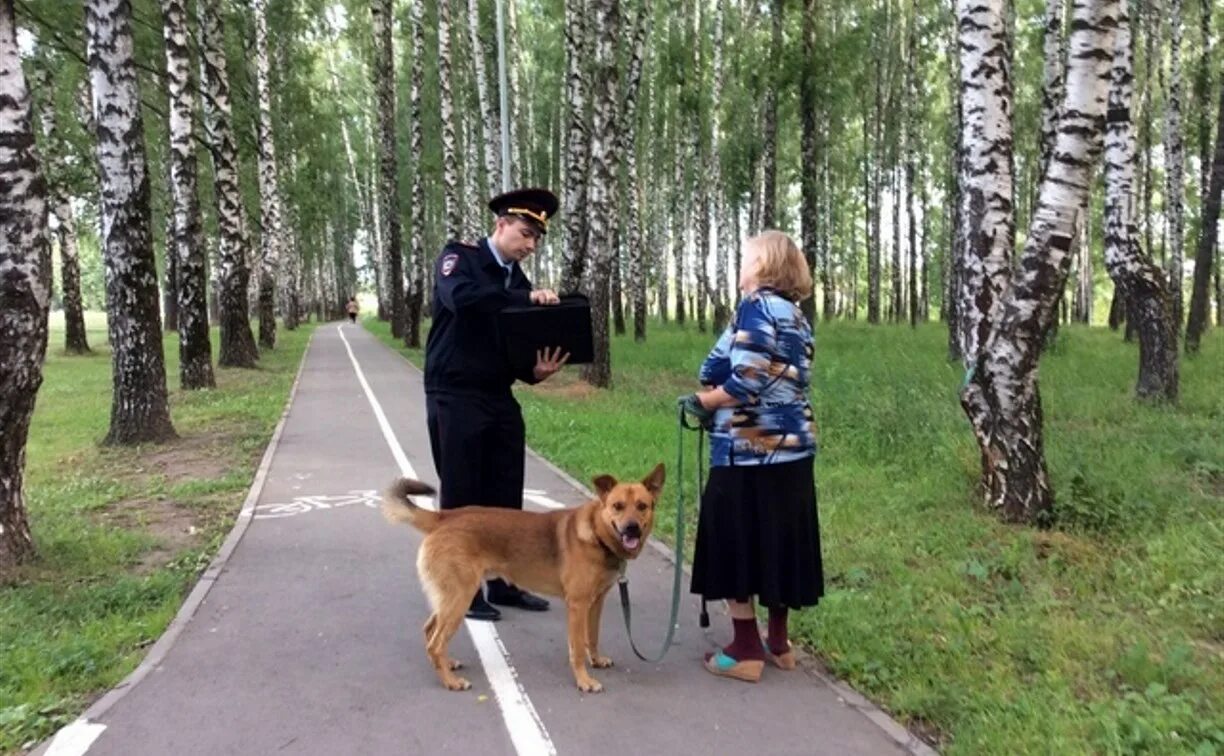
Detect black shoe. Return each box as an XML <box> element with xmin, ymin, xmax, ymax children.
<box><xmin>487</xmin><ymin>585</ymin><xmax>550</xmax><ymax>612</ymax></box>
<box><xmin>465</xmin><ymin>591</ymin><xmax>501</xmax><ymax>621</ymax></box>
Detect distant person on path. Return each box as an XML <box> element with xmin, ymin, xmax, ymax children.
<box><xmin>345</xmin><ymin>296</ymin><xmax>359</xmax><ymax>324</ymax></box>
<box><xmin>423</xmin><ymin>187</ymin><xmax>569</xmax><ymax>622</ymax></box>
<box><xmin>679</xmin><ymin>230</ymin><xmax>824</xmax><ymax>683</ymax></box>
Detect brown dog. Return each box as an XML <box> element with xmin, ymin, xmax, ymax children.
<box><xmin>382</xmin><ymin>463</ymin><xmax>664</xmax><ymax>693</ymax></box>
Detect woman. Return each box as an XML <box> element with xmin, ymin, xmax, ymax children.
<box><xmin>345</xmin><ymin>296</ymin><xmax>359</xmax><ymax>324</ymax></box>
<box><xmin>682</xmin><ymin>230</ymin><xmax>823</xmax><ymax>683</ymax></box>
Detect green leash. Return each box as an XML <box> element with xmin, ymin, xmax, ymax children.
<box><xmin>617</xmin><ymin>405</ymin><xmax>706</xmax><ymax>662</ymax></box>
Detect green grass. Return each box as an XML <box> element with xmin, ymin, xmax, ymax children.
<box><xmin>0</xmin><ymin>313</ymin><xmax>311</xmax><ymax>753</ymax></box>
<box><xmin>369</xmin><ymin>315</ymin><xmax>1224</xmax><ymax>755</ymax></box>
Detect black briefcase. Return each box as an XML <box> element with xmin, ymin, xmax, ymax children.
<box><xmin>499</xmin><ymin>294</ymin><xmax>594</xmax><ymax>375</ymax></box>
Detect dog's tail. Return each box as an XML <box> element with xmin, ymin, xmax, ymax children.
<box><xmin>381</xmin><ymin>478</ymin><xmax>442</xmax><ymax>533</ymax></box>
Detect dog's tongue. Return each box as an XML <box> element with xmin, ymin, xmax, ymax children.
<box><xmin>621</xmin><ymin>534</ymin><xmax>640</xmax><ymax>551</ymax></box>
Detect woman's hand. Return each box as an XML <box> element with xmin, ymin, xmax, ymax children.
<box><xmin>533</xmin><ymin>346</ymin><xmax>569</xmax><ymax>381</ymax></box>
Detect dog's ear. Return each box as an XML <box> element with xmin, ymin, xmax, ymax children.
<box><xmin>593</xmin><ymin>474</ymin><xmax>618</xmax><ymax>500</ymax></box>
<box><xmin>641</xmin><ymin>463</ymin><xmax>666</xmax><ymax>496</ymax></box>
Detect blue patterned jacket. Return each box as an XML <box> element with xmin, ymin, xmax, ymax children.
<box><xmin>698</xmin><ymin>289</ymin><xmax>817</xmax><ymax>467</ymax></box>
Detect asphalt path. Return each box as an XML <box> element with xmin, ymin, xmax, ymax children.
<box><xmin>36</xmin><ymin>323</ymin><xmax>932</xmax><ymax>756</ymax></box>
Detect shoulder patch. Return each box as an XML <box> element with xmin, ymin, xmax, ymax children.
<box><xmin>440</xmin><ymin>253</ymin><xmax>459</xmax><ymax>277</ymax></box>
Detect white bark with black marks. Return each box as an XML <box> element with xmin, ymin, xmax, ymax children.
<box><xmin>0</xmin><ymin>0</ymin><xmax>51</xmax><ymax>567</ymax></box>
<box><xmin>965</xmin><ymin>0</ymin><xmax>1118</xmax><ymax>522</ymax></box>
<box><xmin>582</xmin><ymin>0</ymin><xmax>621</xmax><ymax>387</ymax></box>
<box><xmin>87</xmin><ymin>0</ymin><xmax>177</xmax><ymax>445</ymax></box>
<box><xmin>372</xmin><ymin>0</ymin><xmax>405</xmax><ymax>338</ymax></box>
<box><xmin>1103</xmin><ymin>1</ymin><xmax>1178</xmax><ymax>396</ymax></box>
<box><xmin>561</xmin><ymin>0</ymin><xmax>591</xmax><ymax>292</ymax></box>
<box><xmin>439</xmin><ymin>0</ymin><xmax>461</xmax><ymax>240</ymax></box>
<box><xmin>252</xmin><ymin>0</ymin><xmax>281</xmax><ymax>349</ymax></box>
<box><xmin>197</xmin><ymin>0</ymin><xmax>257</xmax><ymax>367</ymax></box>
<box><xmin>35</xmin><ymin>65</ymin><xmax>90</xmax><ymax>355</ymax></box>
<box><xmin>467</xmin><ymin>0</ymin><xmax>501</xmax><ymax>193</ymax></box>
<box><xmin>1163</xmin><ymin>0</ymin><xmax>1185</xmax><ymax>334</ymax></box>
<box><xmin>1038</xmin><ymin>0</ymin><xmax>1065</xmax><ymax>176</ymax></box>
<box><xmin>406</xmin><ymin>0</ymin><xmax>427</xmax><ymax>346</ymax></box>
<box><xmin>161</xmin><ymin>0</ymin><xmax>215</xmax><ymax>389</ymax></box>
<box><xmin>1185</xmin><ymin>75</ymin><xmax>1223</xmax><ymax>353</ymax></box>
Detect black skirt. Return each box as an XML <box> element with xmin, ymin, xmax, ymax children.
<box><xmin>689</xmin><ymin>457</ymin><xmax>824</xmax><ymax>609</ymax></box>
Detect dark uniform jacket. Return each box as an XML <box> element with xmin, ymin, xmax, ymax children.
<box><xmin>424</xmin><ymin>239</ymin><xmax>540</xmax><ymax>395</ymax></box>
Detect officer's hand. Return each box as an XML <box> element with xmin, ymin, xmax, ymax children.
<box><xmin>529</xmin><ymin>289</ymin><xmax>561</xmax><ymax>305</ymax></box>
<box><xmin>677</xmin><ymin>393</ymin><xmax>714</xmax><ymax>429</ymax></box>
<box><xmin>533</xmin><ymin>346</ymin><xmax>570</xmax><ymax>381</ymax></box>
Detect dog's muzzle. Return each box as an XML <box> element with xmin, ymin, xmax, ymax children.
<box><xmin>618</xmin><ymin>521</ymin><xmax>642</xmax><ymax>551</ymax></box>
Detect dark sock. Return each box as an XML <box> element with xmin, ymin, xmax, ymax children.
<box><xmin>767</xmin><ymin>607</ymin><xmax>789</xmax><ymax>655</ymax></box>
<box><xmin>722</xmin><ymin>617</ymin><xmax>765</xmax><ymax>661</ymax></box>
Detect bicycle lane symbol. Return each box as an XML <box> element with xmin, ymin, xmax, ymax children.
<box><xmin>253</xmin><ymin>490</ymin><xmax>385</xmax><ymax>520</ymax></box>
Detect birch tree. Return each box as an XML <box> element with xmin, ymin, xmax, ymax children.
<box><xmin>1163</xmin><ymin>0</ymin><xmax>1185</xmax><ymax>334</ymax></box>
<box><xmin>88</xmin><ymin>0</ymin><xmax>177</xmax><ymax>444</ymax></box>
<box><xmin>956</xmin><ymin>0</ymin><xmax>1015</xmax><ymax>455</ymax></box>
<box><xmin>467</xmin><ymin>0</ymin><xmax>500</xmax><ymax>193</ymax></box>
<box><xmin>1185</xmin><ymin>78</ymin><xmax>1223</xmax><ymax>353</ymax></box>
<box><xmin>0</xmin><ymin>0</ymin><xmax>51</xmax><ymax>567</ymax></box>
<box><xmin>372</xmin><ymin>0</ymin><xmax>404</xmax><ymax>338</ymax></box>
<box><xmin>1103</xmin><ymin>0</ymin><xmax>1179</xmax><ymax>398</ymax></box>
<box><xmin>582</xmin><ymin>0</ymin><xmax>622</xmax><ymax>387</ymax></box>
<box><xmin>561</xmin><ymin>0</ymin><xmax>591</xmax><ymax>292</ymax></box>
<box><xmin>962</xmin><ymin>0</ymin><xmax>1119</xmax><ymax>522</ymax></box>
<box><xmin>198</xmin><ymin>0</ymin><xmax>257</xmax><ymax>368</ymax></box>
<box><xmin>439</xmin><ymin>0</ymin><xmax>462</xmax><ymax>240</ymax></box>
<box><xmin>253</xmin><ymin>0</ymin><xmax>282</xmax><ymax>349</ymax></box>
<box><xmin>406</xmin><ymin>0</ymin><xmax>427</xmax><ymax>346</ymax></box>
<box><xmin>34</xmin><ymin>64</ymin><xmax>89</xmax><ymax>355</ymax></box>
<box><xmin>161</xmin><ymin>0</ymin><xmax>214</xmax><ymax>389</ymax></box>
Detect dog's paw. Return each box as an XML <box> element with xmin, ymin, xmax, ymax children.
<box><xmin>590</xmin><ymin>655</ymin><xmax>613</xmax><ymax>669</ymax></box>
<box><xmin>446</xmin><ymin>658</ymin><xmax>464</xmax><ymax>670</ymax></box>
<box><xmin>576</xmin><ymin>677</ymin><xmax>604</xmax><ymax>693</ymax></box>
<box><xmin>443</xmin><ymin>676</ymin><xmax>472</xmax><ymax>691</ymax></box>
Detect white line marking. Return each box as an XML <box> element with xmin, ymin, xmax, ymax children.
<box><xmin>523</xmin><ymin>488</ymin><xmax>567</xmax><ymax>510</ymax></box>
<box><xmin>44</xmin><ymin>719</ymin><xmax>106</xmax><ymax>756</ymax></box>
<box><xmin>337</xmin><ymin>326</ymin><xmax>555</xmax><ymax>756</ymax></box>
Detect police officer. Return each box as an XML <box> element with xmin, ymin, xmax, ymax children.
<box><xmin>424</xmin><ymin>187</ymin><xmax>569</xmax><ymax>621</ymax></box>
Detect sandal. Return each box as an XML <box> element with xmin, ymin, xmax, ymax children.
<box><xmin>703</xmin><ymin>650</ymin><xmax>764</xmax><ymax>683</ymax></box>
<box><xmin>763</xmin><ymin>640</ymin><xmax>796</xmax><ymax>671</ymax></box>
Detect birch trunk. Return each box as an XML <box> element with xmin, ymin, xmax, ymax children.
<box><xmin>581</xmin><ymin>0</ymin><xmax>620</xmax><ymax>387</ymax></box>
<box><xmin>623</xmin><ymin>0</ymin><xmax>651</xmax><ymax>341</ymax></box>
<box><xmin>1164</xmin><ymin>0</ymin><xmax>1185</xmax><ymax>334</ymax></box>
<box><xmin>761</xmin><ymin>0</ymin><xmax>782</xmax><ymax>228</ymax></box>
<box><xmin>800</xmin><ymin>0</ymin><xmax>820</xmax><ymax>324</ymax></box>
<box><xmin>956</xmin><ymin>0</ymin><xmax>1015</xmax><ymax>455</ymax></box>
<box><xmin>253</xmin><ymin>0</ymin><xmax>281</xmax><ymax>349</ymax></box>
<box><xmin>467</xmin><ymin>0</ymin><xmax>501</xmax><ymax>193</ymax></box>
<box><xmin>372</xmin><ymin>0</ymin><xmax>405</xmax><ymax>338</ymax></box>
<box><xmin>966</xmin><ymin>0</ymin><xmax>1118</xmax><ymax>522</ymax></box>
<box><xmin>198</xmin><ymin>0</ymin><xmax>257</xmax><ymax>367</ymax></box>
<box><xmin>406</xmin><ymin>0</ymin><xmax>427</xmax><ymax>347</ymax></box>
<box><xmin>161</xmin><ymin>0</ymin><xmax>215</xmax><ymax>389</ymax></box>
<box><xmin>1103</xmin><ymin>1</ymin><xmax>1178</xmax><ymax>398</ymax></box>
<box><xmin>439</xmin><ymin>0</ymin><xmax>462</xmax><ymax>240</ymax></box>
<box><xmin>1185</xmin><ymin>78</ymin><xmax>1223</xmax><ymax>353</ymax></box>
<box><xmin>88</xmin><ymin>0</ymin><xmax>177</xmax><ymax>444</ymax></box>
<box><xmin>0</xmin><ymin>0</ymin><xmax>51</xmax><ymax>567</ymax></box>
<box><xmin>561</xmin><ymin>0</ymin><xmax>591</xmax><ymax>292</ymax></box>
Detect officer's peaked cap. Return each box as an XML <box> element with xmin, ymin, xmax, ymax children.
<box><xmin>488</xmin><ymin>188</ymin><xmax>560</xmax><ymax>233</ymax></box>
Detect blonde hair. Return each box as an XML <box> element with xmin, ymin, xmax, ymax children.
<box><xmin>746</xmin><ymin>230</ymin><xmax>813</xmax><ymax>302</ymax></box>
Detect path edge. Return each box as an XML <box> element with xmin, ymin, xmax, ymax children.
<box><xmin>32</xmin><ymin>331</ymin><xmax>316</xmax><ymax>755</ymax></box>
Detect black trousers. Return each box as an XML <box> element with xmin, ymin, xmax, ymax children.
<box><xmin>425</xmin><ymin>391</ymin><xmax>525</xmax><ymax>511</ymax></box>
